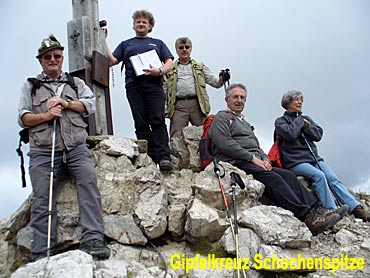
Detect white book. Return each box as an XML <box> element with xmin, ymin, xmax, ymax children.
<box><xmin>129</xmin><ymin>49</ymin><xmax>163</xmax><ymax>76</ymax></box>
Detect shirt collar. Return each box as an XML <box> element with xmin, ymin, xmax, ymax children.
<box><xmin>40</xmin><ymin>71</ymin><xmax>64</xmax><ymax>81</ymax></box>
<box><xmin>226</xmin><ymin>108</ymin><xmax>244</xmax><ymax>120</ymax></box>
<box><xmin>177</xmin><ymin>58</ymin><xmax>192</xmax><ymax>65</ymax></box>
<box><xmin>285</xmin><ymin>111</ymin><xmax>302</xmax><ymax>117</ymax></box>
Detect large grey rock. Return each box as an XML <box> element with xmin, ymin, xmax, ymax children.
<box><xmin>168</xmin><ymin>204</ymin><xmax>186</xmax><ymax>236</ymax></box>
<box><xmin>2</xmin><ymin>133</ymin><xmax>370</xmax><ymax>278</ymax></box>
<box><xmin>103</xmin><ymin>214</ymin><xmax>147</xmax><ymax>245</ymax></box>
<box><xmin>135</xmin><ymin>186</ymin><xmax>168</xmax><ymax>239</ymax></box>
<box><xmin>182</xmin><ymin>126</ymin><xmax>203</xmax><ymax>170</ymax></box>
<box><xmin>11</xmin><ymin>250</ymin><xmax>94</xmax><ymax>278</ymax></box>
<box><xmin>164</xmin><ymin>169</ymin><xmax>194</xmax><ymax>206</ymax></box>
<box><xmin>334</xmin><ymin>229</ymin><xmax>357</xmax><ymax>246</ymax></box>
<box><xmin>193</xmin><ymin>162</ymin><xmax>264</xmax><ymax>213</ymax></box>
<box><xmin>185</xmin><ymin>198</ymin><xmax>228</xmax><ymax>241</ymax></box>
<box><xmin>94</xmin><ymin>259</ymin><xmax>128</xmax><ymax>278</ymax></box>
<box><xmin>220</xmin><ymin>226</ymin><xmax>261</xmax><ymax>259</ymax></box>
<box><xmin>239</xmin><ymin>205</ymin><xmax>312</xmax><ymax>249</ymax></box>
<box><xmin>170</xmin><ymin>125</ymin><xmax>203</xmax><ymax>171</ymax></box>
<box><xmin>99</xmin><ymin>136</ymin><xmax>139</xmax><ymax>158</ymax></box>
<box><xmin>2</xmin><ymin>196</ymin><xmax>31</xmax><ymax>241</ymax></box>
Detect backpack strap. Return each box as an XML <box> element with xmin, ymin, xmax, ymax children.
<box><xmin>27</xmin><ymin>72</ymin><xmax>78</xmax><ymax>96</ymax></box>
<box><xmin>219</xmin><ymin>110</ymin><xmax>234</xmax><ymax>125</ymax></box>
<box><xmin>65</xmin><ymin>72</ymin><xmax>78</xmax><ymax>94</ymax></box>
<box><xmin>27</xmin><ymin>78</ymin><xmax>41</xmax><ymax>96</ymax></box>
<box><xmin>16</xmin><ymin>128</ymin><xmax>29</xmax><ymax>188</ymax></box>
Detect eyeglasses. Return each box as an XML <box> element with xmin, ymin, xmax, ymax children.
<box><xmin>42</xmin><ymin>54</ymin><xmax>63</xmax><ymax>60</ymax></box>
<box><xmin>178</xmin><ymin>45</ymin><xmax>191</xmax><ymax>50</ymax></box>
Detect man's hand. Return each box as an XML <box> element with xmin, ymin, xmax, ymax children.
<box><xmin>143</xmin><ymin>64</ymin><xmax>162</xmax><ymax>76</ymax></box>
<box><xmin>263</xmin><ymin>160</ymin><xmax>272</xmax><ymax>171</ymax></box>
<box><xmin>251</xmin><ymin>155</ymin><xmax>272</xmax><ymax>171</ymax></box>
<box><xmin>47</xmin><ymin>105</ymin><xmax>63</xmax><ymax>119</ymax></box>
<box><xmin>219</xmin><ymin>69</ymin><xmax>231</xmax><ymax>84</ymax></box>
<box><xmin>47</xmin><ymin>96</ymin><xmax>68</xmax><ymax>110</ymax></box>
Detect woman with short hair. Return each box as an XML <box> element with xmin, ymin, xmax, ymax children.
<box><xmin>274</xmin><ymin>90</ymin><xmax>369</xmax><ymax>221</ymax></box>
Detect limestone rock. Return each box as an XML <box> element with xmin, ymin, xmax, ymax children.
<box><xmin>170</xmin><ymin>125</ymin><xmax>203</xmax><ymax>171</ymax></box>
<box><xmin>239</xmin><ymin>205</ymin><xmax>312</xmax><ymax>249</ymax></box>
<box><xmin>220</xmin><ymin>226</ymin><xmax>261</xmax><ymax>259</ymax></box>
<box><xmin>1</xmin><ymin>132</ymin><xmax>370</xmax><ymax>278</ymax></box>
<box><xmin>168</xmin><ymin>204</ymin><xmax>186</xmax><ymax>236</ymax></box>
<box><xmin>11</xmin><ymin>250</ymin><xmax>94</xmax><ymax>278</ymax></box>
<box><xmin>103</xmin><ymin>214</ymin><xmax>147</xmax><ymax>246</ymax></box>
<box><xmin>185</xmin><ymin>198</ymin><xmax>228</xmax><ymax>242</ymax></box>
<box><xmin>134</xmin><ymin>186</ymin><xmax>168</xmax><ymax>239</ymax></box>
<box><xmin>334</xmin><ymin>229</ymin><xmax>357</xmax><ymax>246</ymax></box>
<box><xmin>99</xmin><ymin>136</ymin><xmax>139</xmax><ymax>158</ymax></box>
<box><xmin>94</xmin><ymin>259</ymin><xmax>128</xmax><ymax>278</ymax></box>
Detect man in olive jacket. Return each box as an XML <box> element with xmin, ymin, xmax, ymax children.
<box><xmin>18</xmin><ymin>34</ymin><xmax>110</xmax><ymax>261</ymax></box>
<box><xmin>165</xmin><ymin>37</ymin><xmax>226</xmax><ymax>138</ymax></box>
<box><xmin>209</xmin><ymin>83</ymin><xmax>346</xmax><ymax>235</ymax></box>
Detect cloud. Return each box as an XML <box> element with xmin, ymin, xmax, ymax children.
<box><xmin>1</xmin><ymin>0</ymin><xmax>369</xmax><ymax>220</ymax></box>
<box><xmin>351</xmin><ymin>176</ymin><xmax>370</xmax><ymax>194</ymax></box>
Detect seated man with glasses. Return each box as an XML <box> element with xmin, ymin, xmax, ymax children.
<box><xmin>164</xmin><ymin>37</ymin><xmax>229</xmax><ymax>138</ymax></box>
<box><xmin>209</xmin><ymin>83</ymin><xmax>346</xmax><ymax>235</ymax></box>
<box><xmin>18</xmin><ymin>34</ymin><xmax>110</xmax><ymax>261</ymax></box>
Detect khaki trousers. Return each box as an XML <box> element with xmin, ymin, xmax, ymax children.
<box><xmin>170</xmin><ymin>97</ymin><xmax>206</xmax><ymax>138</ymax></box>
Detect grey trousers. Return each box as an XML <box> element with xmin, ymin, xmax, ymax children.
<box><xmin>170</xmin><ymin>97</ymin><xmax>206</xmax><ymax>138</ymax></box>
<box><xmin>29</xmin><ymin>144</ymin><xmax>104</xmax><ymax>260</ymax></box>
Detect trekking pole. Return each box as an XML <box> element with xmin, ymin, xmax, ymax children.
<box><xmin>212</xmin><ymin>159</ymin><xmax>246</xmax><ymax>278</ymax></box>
<box><xmin>47</xmin><ymin>119</ymin><xmax>57</xmax><ymax>259</ymax></box>
<box><xmin>213</xmin><ymin>159</ymin><xmax>235</xmax><ymax>234</ymax></box>
<box><xmin>220</xmin><ymin>69</ymin><xmax>230</xmax><ymax>93</ymax></box>
<box><xmin>300</xmin><ymin>132</ymin><xmax>341</xmax><ymax>206</ymax></box>
<box><xmin>230</xmin><ymin>172</ymin><xmax>247</xmax><ymax>278</ymax></box>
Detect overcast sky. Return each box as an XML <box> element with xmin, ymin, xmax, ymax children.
<box><xmin>1</xmin><ymin>0</ymin><xmax>369</xmax><ymax>220</ymax></box>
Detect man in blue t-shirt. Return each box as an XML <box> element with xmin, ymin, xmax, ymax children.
<box><xmin>105</xmin><ymin>10</ymin><xmax>174</xmax><ymax>171</ymax></box>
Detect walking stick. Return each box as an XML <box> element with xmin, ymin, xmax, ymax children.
<box><xmin>47</xmin><ymin>119</ymin><xmax>57</xmax><ymax>259</ymax></box>
<box><xmin>300</xmin><ymin>132</ymin><xmax>341</xmax><ymax>206</ymax></box>
<box><xmin>212</xmin><ymin>159</ymin><xmax>246</xmax><ymax>278</ymax></box>
<box><xmin>213</xmin><ymin>159</ymin><xmax>234</xmax><ymax>234</ymax></box>
<box><xmin>230</xmin><ymin>172</ymin><xmax>246</xmax><ymax>278</ymax></box>
<box><xmin>220</xmin><ymin>69</ymin><xmax>230</xmax><ymax>93</ymax></box>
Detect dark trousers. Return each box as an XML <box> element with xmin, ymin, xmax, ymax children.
<box><xmin>29</xmin><ymin>144</ymin><xmax>104</xmax><ymax>261</ymax></box>
<box><xmin>235</xmin><ymin>160</ymin><xmax>320</xmax><ymax>221</ymax></box>
<box><xmin>126</xmin><ymin>79</ymin><xmax>170</xmax><ymax>163</ymax></box>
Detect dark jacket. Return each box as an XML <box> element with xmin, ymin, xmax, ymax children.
<box><xmin>209</xmin><ymin>110</ymin><xmax>268</xmax><ymax>165</ymax></box>
<box><xmin>274</xmin><ymin>111</ymin><xmax>323</xmax><ymax>169</ymax></box>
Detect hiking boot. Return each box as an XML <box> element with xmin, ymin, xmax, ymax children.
<box><xmin>79</xmin><ymin>239</ymin><xmax>111</xmax><ymax>259</ymax></box>
<box><xmin>353</xmin><ymin>205</ymin><xmax>370</xmax><ymax>222</ymax></box>
<box><xmin>315</xmin><ymin>204</ymin><xmax>349</xmax><ymax>220</ymax></box>
<box><xmin>159</xmin><ymin>159</ymin><xmax>172</xmax><ymax>171</ymax></box>
<box><xmin>304</xmin><ymin>209</ymin><xmax>341</xmax><ymax>235</ymax></box>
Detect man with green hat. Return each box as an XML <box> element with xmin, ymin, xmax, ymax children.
<box><xmin>18</xmin><ymin>34</ymin><xmax>110</xmax><ymax>261</ymax></box>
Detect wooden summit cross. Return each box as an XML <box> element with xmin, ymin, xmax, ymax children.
<box><xmin>67</xmin><ymin>0</ymin><xmax>113</xmax><ymax>135</ymax></box>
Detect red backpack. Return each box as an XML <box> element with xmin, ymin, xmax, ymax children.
<box><xmin>198</xmin><ymin>111</ymin><xmax>233</xmax><ymax>170</ymax></box>
<box><xmin>268</xmin><ymin>141</ymin><xmax>282</xmax><ymax>168</ymax></box>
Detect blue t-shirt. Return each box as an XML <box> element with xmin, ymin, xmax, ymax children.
<box><xmin>112</xmin><ymin>37</ymin><xmax>174</xmax><ymax>87</ymax></box>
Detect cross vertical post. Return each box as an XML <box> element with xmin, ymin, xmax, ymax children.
<box><xmin>67</xmin><ymin>0</ymin><xmax>113</xmax><ymax>135</ymax></box>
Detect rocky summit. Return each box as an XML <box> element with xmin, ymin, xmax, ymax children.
<box><xmin>1</xmin><ymin>126</ymin><xmax>370</xmax><ymax>278</ymax></box>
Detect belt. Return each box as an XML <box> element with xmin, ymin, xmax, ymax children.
<box><xmin>176</xmin><ymin>95</ymin><xmax>198</xmax><ymax>100</ymax></box>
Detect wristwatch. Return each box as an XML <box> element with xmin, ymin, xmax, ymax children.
<box><xmin>159</xmin><ymin>68</ymin><xmax>163</xmax><ymax>76</ymax></box>
<box><xmin>66</xmin><ymin>100</ymin><xmax>72</xmax><ymax>109</ymax></box>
